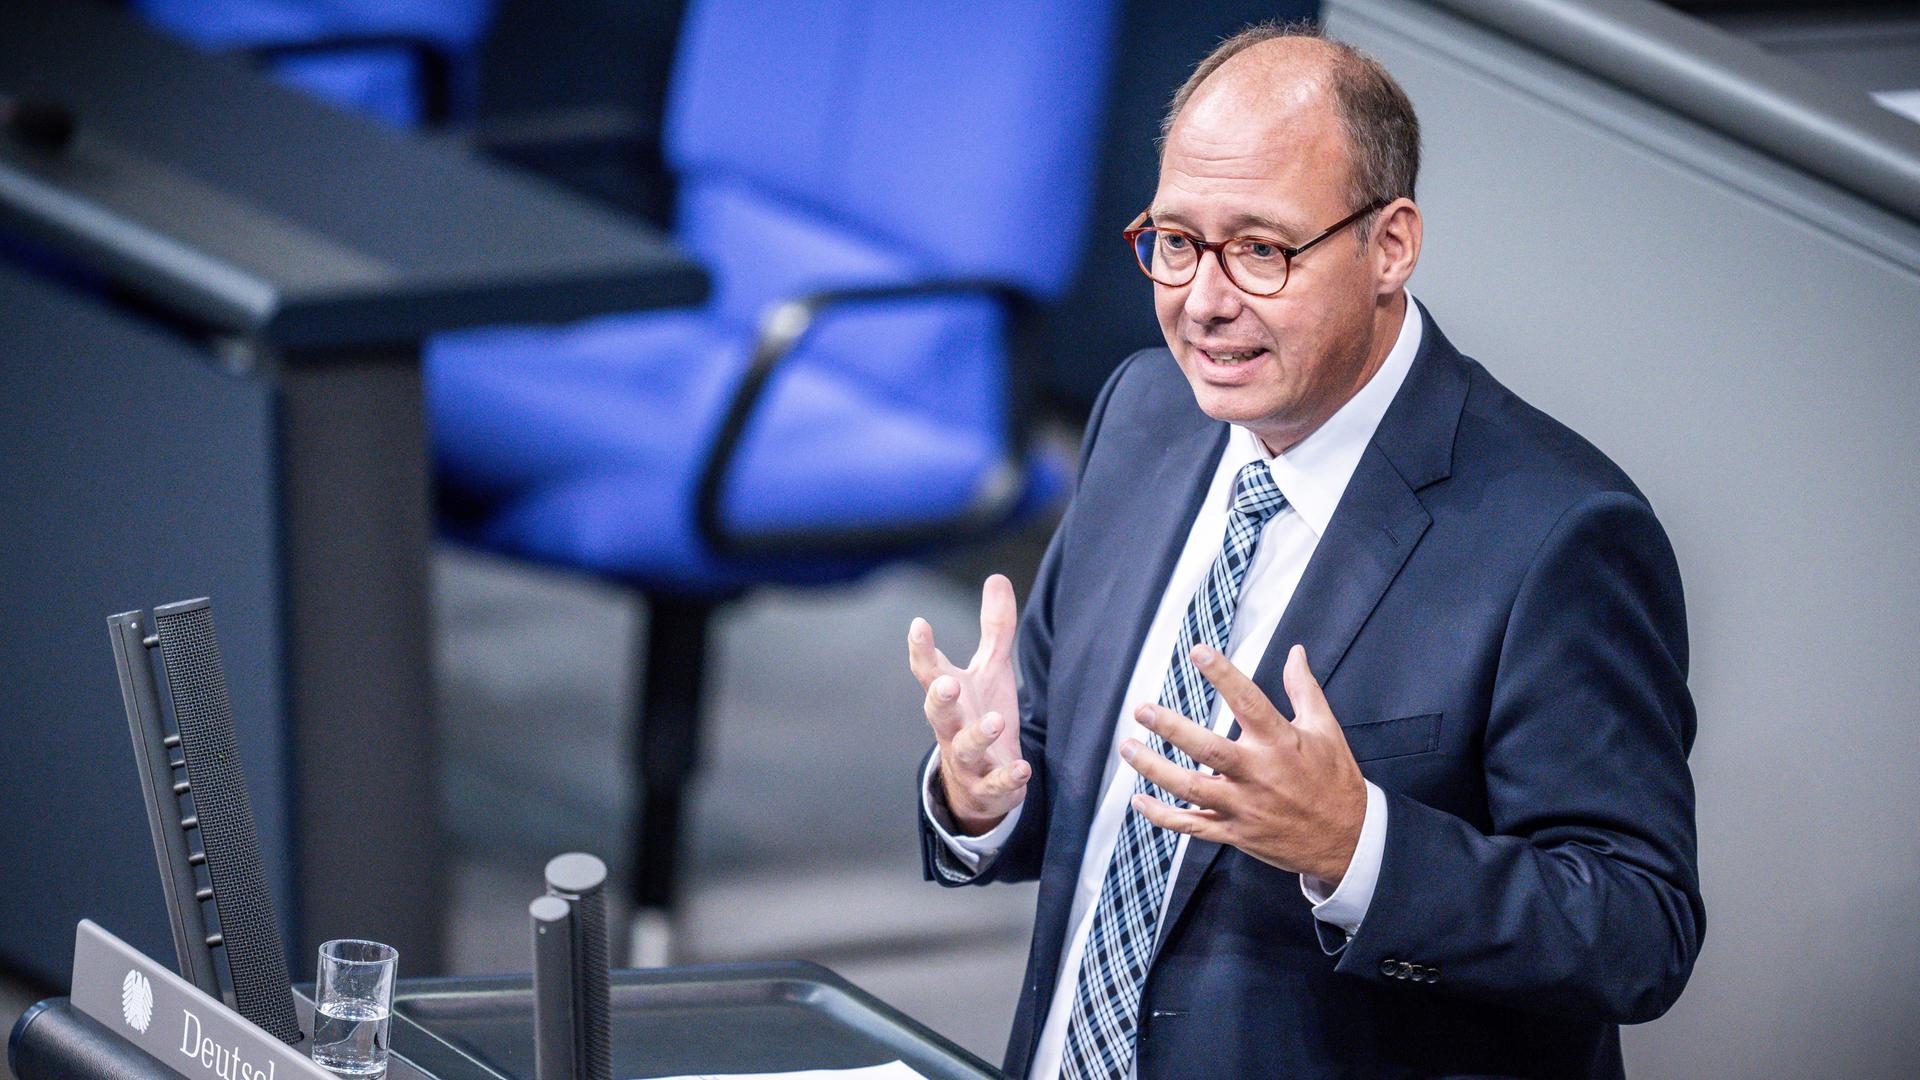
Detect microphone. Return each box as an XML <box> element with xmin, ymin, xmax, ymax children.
<box><xmin>108</xmin><ymin>600</ymin><xmax>302</xmax><ymax>1044</ymax></box>
<box><xmin>531</xmin><ymin>853</ymin><xmax>613</xmax><ymax>1080</ymax></box>
<box><xmin>530</xmin><ymin>896</ymin><xmax>578</xmax><ymax>1080</ymax></box>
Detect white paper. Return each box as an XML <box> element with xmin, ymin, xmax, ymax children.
<box><xmin>635</xmin><ymin>1062</ymin><xmax>929</xmax><ymax>1080</ymax></box>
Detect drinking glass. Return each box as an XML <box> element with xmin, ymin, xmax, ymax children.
<box><xmin>311</xmin><ymin>939</ymin><xmax>398</xmax><ymax>1078</ymax></box>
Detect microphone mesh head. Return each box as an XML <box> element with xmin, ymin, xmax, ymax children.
<box><xmin>544</xmin><ymin>853</ymin><xmax>611</xmax><ymax>1080</ymax></box>
<box><xmin>572</xmin><ymin>889</ymin><xmax>611</xmax><ymax>1080</ymax></box>
<box><xmin>154</xmin><ymin>601</ymin><xmax>301</xmax><ymax>1044</ymax></box>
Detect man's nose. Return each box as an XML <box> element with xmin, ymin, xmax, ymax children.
<box><xmin>1182</xmin><ymin>251</ymin><xmax>1244</xmax><ymax>324</ymax></box>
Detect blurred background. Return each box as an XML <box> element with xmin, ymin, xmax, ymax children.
<box><xmin>2</xmin><ymin>0</ymin><xmax>1917</xmax><ymax>1076</ymax></box>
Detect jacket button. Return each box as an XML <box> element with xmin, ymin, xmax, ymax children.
<box><xmin>1397</xmin><ymin>961</ymin><xmax>1414</xmax><ymax>980</ymax></box>
<box><xmin>1426</xmin><ymin>966</ymin><xmax>1441</xmax><ymax>983</ymax></box>
<box><xmin>1380</xmin><ymin>958</ymin><xmax>1398</xmax><ymax>977</ymax></box>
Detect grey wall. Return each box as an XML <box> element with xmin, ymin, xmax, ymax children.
<box><xmin>1324</xmin><ymin>3</ymin><xmax>1920</xmax><ymax>1075</ymax></box>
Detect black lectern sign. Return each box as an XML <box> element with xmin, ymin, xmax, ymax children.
<box><xmin>68</xmin><ymin>920</ymin><xmax>334</xmax><ymax>1080</ymax></box>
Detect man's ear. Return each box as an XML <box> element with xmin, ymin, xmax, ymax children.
<box><xmin>1373</xmin><ymin>198</ymin><xmax>1423</xmax><ymax>296</ymax></box>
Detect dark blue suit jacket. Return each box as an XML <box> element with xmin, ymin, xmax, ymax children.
<box><xmin>920</xmin><ymin>306</ymin><xmax>1703</xmax><ymax>1078</ymax></box>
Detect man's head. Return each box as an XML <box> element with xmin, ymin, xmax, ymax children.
<box><xmin>1149</xmin><ymin>23</ymin><xmax>1423</xmax><ymax>453</ymax></box>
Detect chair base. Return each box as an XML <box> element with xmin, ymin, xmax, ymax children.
<box><xmin>625</xmin><ymin>906</ymin><xmax>677</xmax><ymax>968</ymax></box>
<box><xmin>625</xmin><ymin>592</ymin><xmax>715</xmax><ymax>960</ymax></box>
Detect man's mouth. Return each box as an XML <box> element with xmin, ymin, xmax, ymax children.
<box><xmin>1203</xmin><ymin>348</ymin><xmax>1266</xmax><ymax>365</ymax></box>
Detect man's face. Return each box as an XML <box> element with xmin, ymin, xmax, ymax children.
<box><xmin>1151</xmin><ymin>70</ymin><xmax>1388</xmax><ymax>452</ymax></box>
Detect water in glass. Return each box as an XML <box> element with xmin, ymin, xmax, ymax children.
<box><xmin>310</xmin><ymin>998</ymin><xmax>390</xmax><ymax>1077</ymax></box>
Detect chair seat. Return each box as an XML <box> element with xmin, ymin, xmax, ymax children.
<box><xmin>427</xmin><ymin>308</ymin><xmax>1064</xmax><ymax>594</ymax></box>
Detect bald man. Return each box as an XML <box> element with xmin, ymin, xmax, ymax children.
<box><xmin>908</xmin><ymin>24</ymin><xmax>1701</xmax><ymax>1080</ymax></box>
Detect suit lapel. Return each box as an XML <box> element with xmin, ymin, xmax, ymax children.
<box><xmin>1152</xmin><ymin>303</ymin><xmax>1470</xmax><ymax>959</ymax></box>
<box><xmin>1057</xmin><ymin>418</ymin><xmax>1228</xmax><ymax>852</ymax></box>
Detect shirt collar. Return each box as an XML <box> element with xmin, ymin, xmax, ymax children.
<box><xmin>1230</xmin><ymin>295</ymin><xmax>1424</xmax><ymax>537</ymax></box>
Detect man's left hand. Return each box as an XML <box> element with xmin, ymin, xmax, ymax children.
<box><xmin>1123</xmin><ymin>643</ymin><xmax>1368</xmax><ymax>885</ymax></box>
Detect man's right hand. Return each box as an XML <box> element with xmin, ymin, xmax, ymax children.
<box><xmin>910</xmin><ymin>573</ymin><xmax>1029</xmax><ymax>836</ymax></box>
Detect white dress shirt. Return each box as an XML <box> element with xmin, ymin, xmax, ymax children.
<box><xmin>923</xmin><ymin>300</ymin><xmax>1421</xmax><ymax>1080</ymax></box>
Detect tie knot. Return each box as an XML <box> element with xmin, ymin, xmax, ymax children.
<box><xmin>1230</xmin><ymin>461</ymin><xmax>1286</xmax><ymax>524</ymax></box>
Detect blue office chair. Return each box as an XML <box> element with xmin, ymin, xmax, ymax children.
<box><xmin>134</xmin><ymin>0</ymin><xmax>495</xmax><ymax>127</ymax></box>
<box><xmin>428</xmin><ymin>0</ymin><xmax>1115</xmax><ymax>958</ymax></box>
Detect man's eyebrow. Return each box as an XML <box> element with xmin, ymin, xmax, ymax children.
<box><xmin>1148</xmin><ymin>208</ymin><xmax>1304</xmax><ymax>239</ymax></box>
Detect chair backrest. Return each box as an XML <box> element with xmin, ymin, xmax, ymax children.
<box><xmin>134</xmin><ymin>0</ymin><xmax>495</xmax><ymax>126</ymax></box>
<box><xmin>136</xmin><ymin>0</ymin><xmax>489</xmax><ymax>47</ymax></box>
<box><xmin>666</xmin><ymin>0</ymin><xmax>1117</xmax><ymax>329</ymax></box>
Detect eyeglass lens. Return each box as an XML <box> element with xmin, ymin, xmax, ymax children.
<box><xmin>1132</xmin><ymin>230</ymin><xmax>1290</xmax><ymax>293</ymax></box>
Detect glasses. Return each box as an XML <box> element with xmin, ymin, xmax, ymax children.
<box><xmin>311</xmin><ymin>939</ymin><xmax>398</xmax><ymax>1078</ymax></box>
<box><xmin>1124</xmin><ymin>199</ymin><xmax>1388</xmax><ymax>297</ymax></box>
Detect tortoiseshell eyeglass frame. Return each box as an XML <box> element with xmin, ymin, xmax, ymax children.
<box><xmin>1123</xmin><ymin>198</ymin><xmax>1390</xmax><ymax>296</ymax></box>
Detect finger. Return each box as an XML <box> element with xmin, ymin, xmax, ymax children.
<box><xmin>1283</xmin><ymin>644</ymin><xmax>1335</xmax><ymax>731</ymax></box>
<box><xmin>1130</xmin><ymin>792</ymin><xmax>1226</xmax><ymax>842</ymax></box>
<box><xmin>1121</xmin><ymin>736</ymin><xmax>1225</xmax><ymax>811</ymax></box>
<box><xmin>978</xmin><ymin>757</ymin><xmax>1032</xmax><ymax>798</ymax></box>
<box><xmin>978</xmin><ymin>710</ymin><xmax>1019</xmax><ymax>767</ymax></box>
<box><xmin>973</xmin><ymin>574</ymin><xmax>1018</xmax><ymax>668</ymax></box>
<box><xmin>922</xmin><ymin>673</ymin><xmax>966</xmax><ymax>734</ymax></box>
<box><xmin>1191</xmin><ymin>644</ymin><xmax>1286</xmax><ymax>737</ymax></box>
<box><xmin>907</xmin><ymin>617</ymin><xmax>959</xmax><ymax>689</ymax></box>
<box><xmin>1134</xmin><ymin>702</ymin><xmax>1243</xmax><ymax>777</ymax></box>
<box><xmin>950</xmin><ymin>710</ymin><xmax>1004</xmax><ymax>771</ymax></box>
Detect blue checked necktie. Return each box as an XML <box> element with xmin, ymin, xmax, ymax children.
<box><xmin>1060</xmin><ymin>460</ymin><xmax>1288</xmax><ymax>1080</ymax></box>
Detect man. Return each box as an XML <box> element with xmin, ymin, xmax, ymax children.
<box><xmin>907</xmin><ymin>24</ymin><xmax>1702</xmax><ymax>1080</ymax></box>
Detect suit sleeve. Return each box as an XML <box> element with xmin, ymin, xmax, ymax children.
<box><xmin>1325</xmin><ymin>490</ymin><xmax>1705</xmax><ymax>1024</ymax></box>
<box><xmin>918</xmin><ymin>351</ymin><xmax>1144</xmax><ymax>886</ymax></box>
<box><xmin>918</xmin><ymin>531</ymin><xmax>1058</xmax><ymax>885</ymax></box>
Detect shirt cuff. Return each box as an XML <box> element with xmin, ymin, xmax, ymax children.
<box><xmin>1301</xmin><ymin>780</ymin><xmax>1387</xmax><ymax>936</ymax></box>
<box><xmin>921</xmin><ymin>752</ymin><xmax>1023</xmax><ymax>871</ymax></box>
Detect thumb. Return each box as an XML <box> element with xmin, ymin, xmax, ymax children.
<box><xmin>1283</xmin><ymin>644</ymin><xmax>1334</xmax><ymax>729</ymax></box>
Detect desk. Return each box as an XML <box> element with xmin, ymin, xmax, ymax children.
<box><xmin>0</xmin><ymin>0</ymin><xmax>707</xmax><ymax>979</ymax></box>
<box><xmin>10</xmin><ymin>967</ymin><xmax>1002</xmax><ymax>1080</ymax></box>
